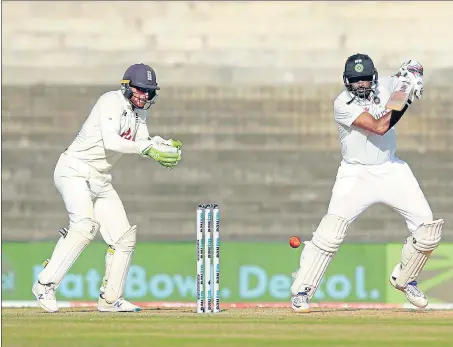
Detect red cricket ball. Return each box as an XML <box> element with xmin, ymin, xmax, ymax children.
<box><xmin>289</xmin><ymin>236</ymin><xmax>302</xmax><ymax>248</ymax></box>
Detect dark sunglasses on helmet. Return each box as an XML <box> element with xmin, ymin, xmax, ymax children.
<box><xmin>348</xmin><ymin>76</ymin><xmax>373</xmax><ymax>84</ymax></box>
<box><xmin>130</xmin><ymin>85</ymin><xmax>157</xmax><ymax>100</ymax></box>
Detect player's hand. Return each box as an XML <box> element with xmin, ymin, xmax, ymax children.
<box><xmin>402</xmin><ymin>74</ymin><xmax>423</xmax><ymax>103</ymax></box>
<box><xmin>397</xmin><ymin>60</ymin><xmax>424</xmax><ymax>101</ymax></box>
<box><xmin>169</xmin><ymin>139</ymin><xmax>182</xmax><ymax>149</ymax></box>
<box><xmin>162</xmin><ymin>139</ymin><xmax>182</xmax><ymax>169</ymax></box>
<box><xmin>412</xmin><ymin>76</ymin><xmax>424</xmax><ymax>100</ymax></box>
<box><xmin>397</xmin><ymin>60</ymin><xmax>423</xmax><ymax>78</ymax></box>
<box><xmin>139</xmin><ymin>141</ymin><xmax>182</xmax><ymax>168</ymax></box>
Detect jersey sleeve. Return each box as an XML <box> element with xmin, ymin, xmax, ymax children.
<box><xmin>334</xmin><ymin>96</ymin><xmax>364</xmax><ymax>127</ymax></box>
<box><xmin>98</xmin><ymin>93</ymin><xmax>142</xmax><ymax>154</ymax></box>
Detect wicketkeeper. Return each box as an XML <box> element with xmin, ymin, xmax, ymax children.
<box><xmin>33</xmin><ymin>63</ymin><xmax>183</xmax><ymax>312</ymax></box>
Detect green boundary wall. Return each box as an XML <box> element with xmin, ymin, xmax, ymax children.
<box><xmin>2</xmin><ymin>242</ymin><xmax>452</xmax><ymax>303</ymax></box>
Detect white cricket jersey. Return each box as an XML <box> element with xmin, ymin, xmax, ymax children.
<box><xmin>65</xmin><ymin>90</ymin><xmax>150</xmax><ymax>172</ymax></box>
<box><xmin>333</xmin><ymin>76</ymin><xmax>400</xmax><ymax>165</ymax></box>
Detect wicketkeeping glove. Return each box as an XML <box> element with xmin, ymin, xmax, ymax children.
<box><xmin>139</xmin><ymin>137</ymin><xmax>183</xmax><ymax>168</ymax></box>
<box><xmin>169</xmin><ymin>139</ymin><xmax>182</xmax><ymax>149</ymax></box>
<box><xmin>149</xmin><ymin>136</ymin><xmax>182</xmax><ymax>149</ymax></box>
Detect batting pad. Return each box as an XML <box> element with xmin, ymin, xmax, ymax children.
<box><xmin>39</xmin><ymin>220</ymin><xmax>99</xmax><ymax>285</ymax></box>
<box><xmin>100</xmin><ymin>246</ymin><xmax>115</xmax><ymax>294</ymax></box>
<box><xmin>291</xmin><ymin>214</ymin><xmax>349</xmax><ymax>298</ymax></box>
<box><xmin>395</xmin><ymin>219</ymin><xmax>444</xmax><ymax>288</ymax></box>
<box><xmin>47</xmin><ymin>233</ymin><xmax>69</xmax><ymax>289</ymax></box>
<box><xmin>104</xmin><ymin>225</ymin><xmax>137</xmax><ymax>304</ymax></box>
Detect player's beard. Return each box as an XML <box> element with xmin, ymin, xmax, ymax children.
<box><xmin>352</xmin><ymin>85</ymin><xmax>372</xmax><ymax>99</ymax></box>
<box><xmin>346</xmin><ymin>83</ymin><xmax>375</xmax><ymax>105</ymax></box>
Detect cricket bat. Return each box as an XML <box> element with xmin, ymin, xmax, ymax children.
<box><xmin>385</xmin><ymin>77</ymin><xmax>414</xmax><ymax>111</ymax></box>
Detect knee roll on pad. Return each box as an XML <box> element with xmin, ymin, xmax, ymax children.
<box><xmin>104</xmin><ymin>225</ymin><xmax>137</xmax><ymax>303</ymax></box>
<box><xmin>412</xmin><ymin>219</ymin><xmax>443</xmax><ymax>252</ymax></box>
<box><xmin>395</xmin><ymin>219</ymin><xmax>444</xmax><ymax>288</ymax></box>
<box><xmin>113</xmin><ymin>224</ymin><xmax>137</xmax><ymax>251</ymax></box>
<box><xmin>72</xmin><ymin>219</ymin><xmax>100</xmax><ymax>241</ymax></box>
<box><xmin>291</xmin><ymin>214</ymin><xmax>349</xmax><ymax>298</ymax></box>
<box><xmin>311</xmin><ymin>214</ymin><xmax>349</xmax><ymax>253</ymax></box>
<box><xmin>38</xmin><ymin>219</ymin><xmax>100</xmax><ymax>285</ymax></box>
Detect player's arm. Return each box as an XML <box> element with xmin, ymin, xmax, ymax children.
<box><xmin>351</xmin><ymin>108</ymin><xmax>408</xmax><ymax>135</ymax></box>
<box><xmin>335</xmin><ymin>98</ymin><xmax>409</xmax><ymax>136</ymax></box>
<box><xmin>99</xmin><ymin>94</ymin><xmax>181</xmax><ymax>167</ymax></box>
<box><xmin>99</xmin><ymin>94</ymin><xmax>143</xmax><ymax>154</ymax></box>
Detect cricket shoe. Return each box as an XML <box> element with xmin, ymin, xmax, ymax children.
<box><xmin>389</xmin><ymin>272</ymin><xmax>428</xmax><ymax>308</ymax></box>
<box><xmin>32</xmin><ymin>282</ymin><xmax>58</xmax><ymax>313</ymax></box>
<box><xmin>97</xmin><ymin>294</ymin><xmax>141</xmax><ymax>312</ymax></box>
<box><xmin>291</xmin><ymin>292</ymin><xmax>310</xmax><ymax>313</ymax></box>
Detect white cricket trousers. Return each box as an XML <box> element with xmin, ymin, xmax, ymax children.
<box><xmin>327</xmin><ymin>157</ymin><xmax>433</xmax><ymax>232</ymax></box>
<box><xmin>54</xmin><ymin>153</ymin><xmax>131</xmax><ymax>245</ymax></box>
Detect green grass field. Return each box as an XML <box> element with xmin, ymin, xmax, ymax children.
<box><xmin>2</xmin><ymin>308</ymin><xmax>453</xmax><ymax>347</ymax></box>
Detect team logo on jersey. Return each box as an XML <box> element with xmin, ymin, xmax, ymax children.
<box><xmin>354</xmin><ymin>63</ymin><xmax>364</xmax><ymax>73</ymax></box>
<box><xmin>121</xmin><ymin>129</ymin><xmax>132</xmax><ymax>140</ymax></box>
<box><xmin>373</xmin><ymin>96</ymin><xmax>380</xmax><ymax>104</ymax></box>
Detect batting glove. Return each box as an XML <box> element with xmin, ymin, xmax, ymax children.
<box><xmin>398</xmin><ymin>60</ymin><xmax>424</xmax><ymax>78</ymax></box>
<box><xmin>397</xmin><ymin>60</ymin><xmax>424</xmax><ymax>100</ymax></box>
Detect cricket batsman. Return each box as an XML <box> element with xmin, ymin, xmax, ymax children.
<box><xmin>291</xmin><ymin>54</ymin><xmax>444</xmax><ymax>312</ymax></box>
<box><xmin>32</xmin><ymin>63</ymin><xmax>182</xmax><ymax>312</ymax></box>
